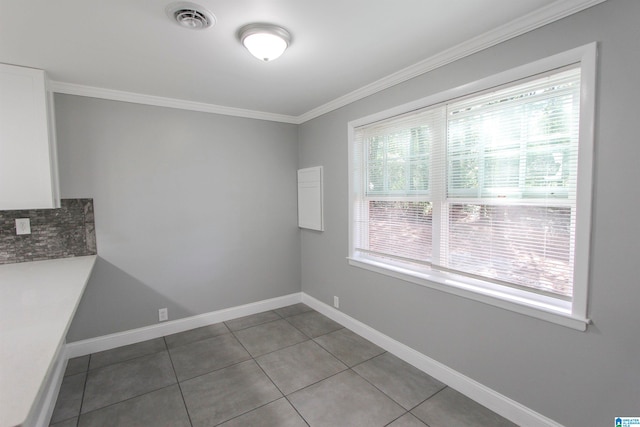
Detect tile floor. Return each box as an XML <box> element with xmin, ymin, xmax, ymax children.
<box><xmin>49</xmin><ymin>303</ymin><xmax>517</xmax><ymax>427</ymax></box>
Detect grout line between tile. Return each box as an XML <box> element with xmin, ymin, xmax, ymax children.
<box><xmin>175</xmin><ymin>357</ymin><xmax>252</xmax><ymax>383</ymax></box>
<box><xmin>347</xmin><ymin>352</ymin><xmax>448</xmax><ymax>414</ymax></box>
<box><xmin>229</xmin><ymin>329</ymin><xmax>310</xmax><ymax>359</ymax></box>
<box><xmin>164</xmin><ymin>336</ymin><xmax>194</xmax><ymax>427</ymax></box>
<box><xmin>225</xmin><ymin>323</ymin><xmax>314</xmax><ymax>427</ymax></box>
<box><xmin>209</xmin><ymin>396</ymin><xmax>287</xmax><ymax>426</ymax></box>
<box><xmin>75</xmin><ymin>354</ymin><xmax>91</xmax><ymax>426</ymax></box>
<box><xmin>236</xmin><ymin>332</ymin><xmax>313</xmax><ymax>426</ymax></box>
<box><xmin>283</xmin><ymin>367</ymin><xmax>350</xmax><ymax>398</ymax></box>
<box><xmin>406</xmin><ymin>384</ymin><xmax>449</xmax><ymax>412</ymax></box>
<box><xmin>164</xmin><ymin>325</ymin><xmax>232</xmax><ymax>351</ymax></box>
<box><xmin>405</xmin><ymin>386</ymin><xmax>450</xmax><ymax>427</ymax></box>
<box><xmin>55</xmin><ymin>305</ymin><xmax>469</xmax><ymax>427</ymax></box>
<box><xmin>382</xmin><ymin>411</ymin><xmax>412</xmax><ymax>427</ymax></box>
<box><xmin>75</xmin><ymin>383</ymin><xmax>179</xmax><ymax>420</ymax></box>
<box><xmin>87</xmin><ymin>339</ymin><xmax>167</xmax><ymax>372</ymax></box>
<box><xmin>282</xmin><ymin>394</ymin><xmax>312</xmax><ymax>427</ymax></box>
<box><xmin>347</xmin><ymin>359</ymin><xmax>414</xmax><ymax>411</ymax></box>
<box><xmin>219</xmin><ymin>326</ymin><xmax>291</xmax><ymax>426</ymax></box>
<box><xmin>223</xmin><ymin>311</ymin><xmax>284</xmax><ymax>332</ymax></box>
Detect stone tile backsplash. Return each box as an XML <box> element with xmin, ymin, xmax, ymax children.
<box><xmin>0</xmin><ymin>199</ymin><xmax>97</xmax><ymax>264</ymax></box>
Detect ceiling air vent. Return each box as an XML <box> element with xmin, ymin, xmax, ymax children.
<box><xmin>166</xmin><ymin>2</ymin><xmax>216</xmax><ymax>30</ymax></box>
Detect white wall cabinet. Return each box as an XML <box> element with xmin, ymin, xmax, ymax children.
<box><xmin>0</xmin><ymin>63</ymin><xmax>59</xmax><ymax>210</ymax></box>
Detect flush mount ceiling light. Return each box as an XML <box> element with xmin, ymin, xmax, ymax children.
<box><xmin>166</xmin><ymin>2</ymin><xmax>215</xmax><ymax>30</ymax></box>
<box><xmin>239</xmin><ymin>24</ymin><xmax>291</xmax><ymax>62</ymax></box>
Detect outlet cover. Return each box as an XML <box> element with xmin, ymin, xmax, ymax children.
<box><xmin>333</xmin><ymin>296</ymin><xmax>339</xmax><ymax>308</ymax></box>
<box><xmin>16</xmin><ymin>218</ymin><xmax>31</xmax><ymax>235</ymax></box>
<box><xmin>158</xmin><ymin>308</ymin><xmax>168</xmax><ymax>322</ymax></box>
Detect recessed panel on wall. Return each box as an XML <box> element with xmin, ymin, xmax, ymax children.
<box><xmin>297</xmin><ymin>166</ymin><xmax>324</xmax><ymax>231</ymax></box>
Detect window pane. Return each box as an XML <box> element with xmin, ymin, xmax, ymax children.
<box><xmin>525</xmin><ymin>145</ymin><xmax>571</xmax><ymax>190</ymax></box>
<box><xmin>447</xmin><ymin>68</ymin><xmax>580</xmax><ymax>199</ymax></box>
<box><xmin>368</xmin><ymin>201</ymin><xmax>433</xmax><ymax>262</ymax></box>
<box><xmin>448</xmin><ymin>156</ymin><xmax>478</xmax><ymax>191</ymax></box>
<box><xmin>410</xmin><ymin>128</ymin><xmax>430</xmax><ymax>157</ymax></box>
<box><xmin>367</xmin><ymin>161</ymin><xmax>384</xmax><ymax>193</ymax></box>
<box><xmin>410</xmin><ymin>159</ymin><xmax>429</xmax><ymax>191</ymax></box>
<box><xmin>368</xmin><ymin>137</ymin><xmax>385</xmax><ymax>161</ymax></box>
<box><xmin>446</xmin><ymin>203</ymin><xmax>573</xmax><ymax>297</ymax></box>
<box><xmin>387</xmin><ymin>159</ymin><xmax>407</xmax><ymax>191</ymax></box>
<box><xmin>484</xmin><ymin>155</ymin><xmax>520</xmax><ymax>189</ymax></box>
<box><xmin>353</xmin><ymin>64</ymin><xmax>586</xmax><ymax>306</ymax></box>
<box><xmin>365</xmin><ymin>125</ymin><xmax>432</xmax><ymax>196</ymax></box>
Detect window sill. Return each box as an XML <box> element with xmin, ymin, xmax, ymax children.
<box><xmin>347</xmin><ymin>256</ymin><xmax>590</xmax><ymax>331</ymax></box>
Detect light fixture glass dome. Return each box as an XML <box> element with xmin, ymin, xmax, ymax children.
<box><xmin>239</xmin><ymin>24</ymin><xmax>291</xmax><ymax>62</ymax></box>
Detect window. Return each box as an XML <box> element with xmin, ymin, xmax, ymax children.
<box><xmin>348</xmin><ymin>45</ymin><xmax>595</xmax><ymax>330</ymax></box>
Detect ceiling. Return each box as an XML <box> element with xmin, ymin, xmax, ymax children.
<box><xmin>0</xmin><ymin>0</ymin><xmax>600</xmax><ymax>122</ymax></box>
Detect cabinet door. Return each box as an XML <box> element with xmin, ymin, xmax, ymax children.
<box><xmin>0</xmin><ymin>64</ymin><xmax>59</xmax><ymax>209</ymax></box>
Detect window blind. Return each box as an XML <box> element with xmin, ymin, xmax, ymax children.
<box><xmin>352</xmin><ymin>66</ymin><xmax>581</xmax><ymax>298</ymax></box>
<box><xmin>353</xmin><ymin>108</ymin><xmax>444</xmax><ymax>264</ymax></box>
<box><xmin>442</xmin><ymin>67</ymin><xmax>580</xmax><ymax>298</ymax></box>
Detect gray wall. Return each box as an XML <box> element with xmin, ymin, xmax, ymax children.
<box><xmin>56</xmin><ymin>95</ymin><xmax>300</xmax><ymax>341</ymax></box>
<box><xmin>298</xmin><ymin>1</ymin><xmax>640</xmax><ymax>426</ymax></box>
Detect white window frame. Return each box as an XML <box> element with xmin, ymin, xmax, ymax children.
<box><xmin>348</xmin><ymin>43</ymin><xmax>596</xmax><ymax>331</ymax></box>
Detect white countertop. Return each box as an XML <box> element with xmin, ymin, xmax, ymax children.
<box><xmin>0</xmin><ymin>256</ymin><xmax>97</xmax><ymax>427</ymax></box>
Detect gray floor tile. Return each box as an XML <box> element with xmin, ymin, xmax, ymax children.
<box><xmin>52</xmin><ymin>323</ymin><xmax>519</xmax><ymax>427</ymax></box>
<box><xmin>169</xmin><ymin>332</ymin><xmax>251</xmax><ymax>381</ymax></box>
<box><xmin>225</xmin><ymin>310</ymin><xmax>282</xmax><ymax>331</ymax></box>
<box><xmin>286</xmin><ymin>311</ymin><xmax>343</xmax><ymax>338</ymax></box>
<box><xmin>274</xmin><ymin>303</ymin><xmax>313</xmax><ymax>318</ymax></box>
<box><xmin>233</xmin><ymin>319</ymin><xmax>309</xmax><ymax>357</ymax></box>
<box><xmin>288</xmin><ymin>370</ymin><xmax>405</xmax><ymax>427</ymax></box>
<box><xmin>181</xmin><ymin>360</ymin><xmax>282</xmax><ymax>427</ymax></box>
<box><xmin>65</xmin><ymin>356</ymin><xmax>89</xmax><ymax>376</ymax></box>
<box><xmin>82</xmin><ymin>351</ymin><xmax>176</xmax><ymax>413</ymax></box>
<box><xmin>78</xmin><ymin>385</ymin><xmax>190</xmax><ymax>427</ymax></box>
<box><xmin>314</xmin><ymin>328</ymin><xmax>385</xmax><ymax>367</ymax></box>
<box><xmin>50</xmin><ymin>372</ymin><xmax>85</xmax><ymax>424</ymax></box>
<box><xmin>411</xmin><ymin>387</ymin><xmax>517</xmax><ymax>427</ymax></box>
<box><xmin>218</xmin><ymin>398</ymin><xmax>307</xmax><ymax>427</ymax></box>
<box><xmin>88</xmin><ymin>338</ymin><xmax>166</xmax><ymax>370</ymax></box>
<box><xmin>387</xmin><ymin>413</ymin><xmax>428</xmax><ymax>427</ymax></box>
<box><xmin>164</xmin><ymin>322</ymin><xmax>229</xmax><ymax>348</ymax></box>
<box><xmin>256</xmin><ymin>340</ymin><xmax>347</xmax><ymax>394</ymax></box>
<box><xmin>50</xmin><ymin>417</ymin><xmax>77</xmax><ymax>427</ymax></box>
<box><xmin>353</xmin><ymin>352</ymin><xmax>446</xmax><ymax>409</ymax></box>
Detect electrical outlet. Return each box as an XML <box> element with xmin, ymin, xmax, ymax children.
<box><xmin>158</xmin><ymin>308</ymin><xmax>168</xmax><ymax>322</ymax></box>
<box><xmin>333</xmin><ymin>296</ymin><xmax>339</xmax><ymax>308</ymax></box>
<box><xmin>15</xmin><ymin>218</ymin><xmax>31</xmax><ymax>235</ymax></box>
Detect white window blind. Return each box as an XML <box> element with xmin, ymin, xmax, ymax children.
<box><xmin>352</xmin><ymin>66</ymin><xmax>581</xmax><ymax>300</ymax></box>
<box><xmin>353</xmin><ymin>108</ymin><xmax>444</xmax><ymax>264</ymax></box>
<box><xmin>443</xmin><ymin>68</ymin><xmax>580</xmax><ymax>298</ymax></box>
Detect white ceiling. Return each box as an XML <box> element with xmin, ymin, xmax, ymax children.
<box><xmin>0</xmin><ymin>0</ymin><xmax>600</xmax><ymax>122</ymax></box>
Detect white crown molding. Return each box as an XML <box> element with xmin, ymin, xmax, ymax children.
<box><xmin>50</xmin><ymin>0</ymin><xmax>606</xmax><ymax>125</ymax></box>
<box><xmin>297</xmin><ymin>0</ymin><xmax>607</xmax><ymax>123</ymax></box>
<box><xmin>50</xmin><ymin>81</ymin><xmax>300</xmax><ymax>124</ymax></box>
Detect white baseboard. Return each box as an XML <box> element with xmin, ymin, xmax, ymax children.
<box><xmin>60</xmin><ymin>291</ymin><xmax>560</xmax><ymax>427</ymax></box>
<box><xmin>39</xmin><ymin>293</ymin><xmax>301</xmax><ymax>426</ymax></box>
<box><xmin>301</xmin><ymin>293</ymin><xmax>563</xmax><ymax>427</ymax></box>
<box><xmin>66</xmin><ymin>293</ymin><xmax>302</xmax><ymax>358</ymax></box>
